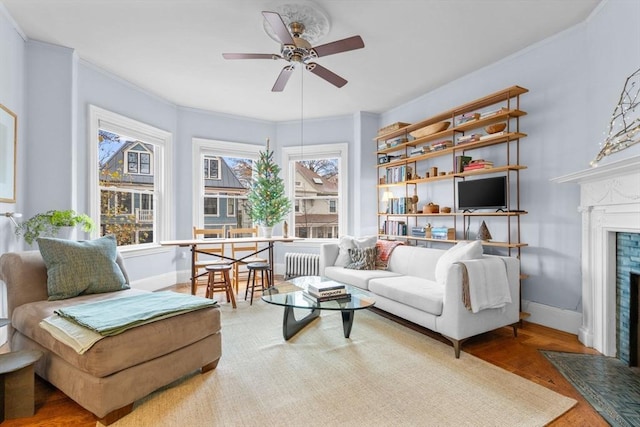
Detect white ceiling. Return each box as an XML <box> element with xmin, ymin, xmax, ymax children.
<box><xmin>2</xmin><ymin>0</ymin><xmax>600</xmax><ymax>122</ymax></box>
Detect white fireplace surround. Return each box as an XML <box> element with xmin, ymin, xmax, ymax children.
<box><xmin>554</xmin><ymin>155</ymin><xmax>640</xmax><ymax>357</ymax></box>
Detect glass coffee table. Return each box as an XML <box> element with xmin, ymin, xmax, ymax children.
<box><xmin>261</xmin><ymin>276</ymin><xmax>375</xmax><ymax>340</ymax></box>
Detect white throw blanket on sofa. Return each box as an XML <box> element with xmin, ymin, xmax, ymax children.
<box><xmin>457</xmin><ymin>258</ymin><xmax>511</xmax><ymax>313</ymax></box>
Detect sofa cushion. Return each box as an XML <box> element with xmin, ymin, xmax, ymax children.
<box><xmin>434</xmin><ymin>241</ymin><xmax>483</xmax><ymax>285</ymax></box>
<box><xmin>11</xmin><ymin>289</ymin><xmax>221</xmax><ymax>378</ymax></box>
<box><xmin>335</xmin><ymin>235</ymin><xmax>377</xmax><ymax>267</ymax></box>
<box><xmin>37</xmin><ymin>235</ymin><xmax>129</xmax><ymax>300</ymax></box>
<box><xmin>346</xmin><ymin>247</ymin><xmax>377</xmax><ymax>270</ymax></box>
<box><xmin>369</xmin><ymin>276</ymin><xmax>444</xmax><ymax>316</ymax></box>
<box><xmin>324</xmin><ymin>266</ymin><xmax>401</xmax><ymax>290</ymax></box>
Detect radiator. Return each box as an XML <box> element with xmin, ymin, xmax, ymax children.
<box><xmin>284</xmin><ymin>253</ymin><xmax>320</xmax><ymax>279</ymax></box>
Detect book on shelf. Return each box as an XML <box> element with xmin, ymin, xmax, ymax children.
<box><xmin>457</xmin><ymin>134</ymin><xmax>482</xmax><ymax>144</ymax></box>
<box><xmin>303</xmin><ymin>291</ymin><xmax>352</xmax><ymax>303</ymax></box>
<box><xmin>464</xmin><ymin>160</ymin><xmax>494</xmax><ymax>171</ymax></box>
<box><xmin>455</xmin><ymin>155</ymin><xmax>473</xmax><ymax>173</ymax></box>
<box><xmin>456</xmin><ymin>112</ymin><xmax>480</xmax><ymax>125</ymax></box>
<box><xmin>430</xmin><ymin>140</ymin><xmax>453</xmax><ymax>151</ymax></box>
<box><xmin>464</xmin><ymin>164</ymin><xmax>494</xmax><ymax>171</ymax></box>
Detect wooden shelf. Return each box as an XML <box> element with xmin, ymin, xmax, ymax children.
<box><xmin>378</xmin><ymin>211</ymin><xmax>528</xmax><ymax>217</ymax></box>
<box><xmin>377</xmin><ymin>132</ymin><xmax>527</xmax><ymax>169</ymax></box>
<box><xmin>375</xmin><ymin>86</ymin><xmax>528</xmax><ymax>142</ymax></box>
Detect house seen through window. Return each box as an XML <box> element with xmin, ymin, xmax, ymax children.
<box><xmin>98</xmin><ymin>129</ymin><xmax>155</xmax><ymax>245</ymax></box>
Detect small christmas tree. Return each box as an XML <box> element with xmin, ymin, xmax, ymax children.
<box><xmin>247</xmin><ymin>139</ymin><xmax>292</xmax><ymax>229</ymax></box>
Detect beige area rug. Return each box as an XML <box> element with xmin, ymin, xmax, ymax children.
<box><xmin>108</xmin><ymin>301</ymin><xmax>576</xmax><ymax>427</ymax></box>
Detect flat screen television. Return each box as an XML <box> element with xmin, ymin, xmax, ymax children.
<box><xmin>457</xmin><ymin>176</ymin><xmax>507</xmax><ymax>211</ymax></box>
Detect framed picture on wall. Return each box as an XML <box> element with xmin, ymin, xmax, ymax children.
<box><xmin>0</xmin><ymin>103</ymin><xmax>17</xmax><ymax>203</ymax></box>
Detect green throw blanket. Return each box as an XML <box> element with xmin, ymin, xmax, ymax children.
<box><xmin>54</xmin><ymin>291</ymin><xmax>217</xmax><ymax>336</ymax></box>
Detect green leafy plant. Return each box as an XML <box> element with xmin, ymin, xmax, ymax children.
<box><xmin>246</xmin><ymin>145</ymin><xmax>291</xmax><ymax>227</ymax></box>
<box><xmin>16</xmin><ymin>209</ymin><xmax>95</xmax><ymax>245</ymax></box>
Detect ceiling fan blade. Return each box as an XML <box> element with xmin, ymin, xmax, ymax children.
<box><xmin>306</xmin><ymin>63</ymin><xmax>348</xmax><ymax>88</ymax></box>
<box><xmin>262</xmin><ymin>11</ymin><xmax>295</xmax><ymax>46</ymax></box>
<box><xmin>222</xmin><ymin>53</ymin><xmax>281</xmax><ymax>60</ymax></box>
<box><xmin>311</xmin><ymin>35</ymin><xmax>365</xmax><ymax>58</ymax></box>
<box><xmin>272</xmin><ymin>65</ymin><xmax>295</xmax><ymax>92</ymax></box>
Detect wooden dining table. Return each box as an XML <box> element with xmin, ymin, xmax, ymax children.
<box><xmin>160</xmin><ymin>236</ymin><xmax>302</xmax><ymax>295</ymax></box>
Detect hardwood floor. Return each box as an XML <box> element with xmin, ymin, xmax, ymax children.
<box><xmin>2</xmin><ymin>281</ymin><xmax>607</xmax><ymax>426</ymax></box>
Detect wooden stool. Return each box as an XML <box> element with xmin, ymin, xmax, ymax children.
<box><xmin>0</xmin><ymin>350</ymin><xmax>43</xmax><ymax>421</ymax></box>
<box><xmin>245</xmin><ymin>262</ymin><xmax>271</xmax><ymax>305</ymax></box>
<box><xmin>205</xmin><ymin>264</ymin><xmax>236</xmax><ymax>308</ymax></box>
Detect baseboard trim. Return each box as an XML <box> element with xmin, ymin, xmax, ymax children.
<box><xmin>521</xmin><ymin>300</ymin><xmax>582</xmax><ymax>335</ymax></box>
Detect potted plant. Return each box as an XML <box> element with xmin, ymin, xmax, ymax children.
<box><xmin>16</xmin><ymin>209</ymin><xmax>96</xmax><ymax>245</ymax></box>
<box><xmin>246</xmin><ymin>141</ymin><xmax>291</xmax><ymax>237</ymax></box>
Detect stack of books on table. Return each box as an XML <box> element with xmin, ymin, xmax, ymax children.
<box><xmin>303</xmin><ymin>282</ymin><xmax>351</xmax><ymax>302</ymax></box>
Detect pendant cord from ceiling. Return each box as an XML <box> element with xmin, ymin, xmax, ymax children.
<box><xmin>300</xmin><ymin>66</ymin><xmax>304</xmax><ymax>161</ymax></box>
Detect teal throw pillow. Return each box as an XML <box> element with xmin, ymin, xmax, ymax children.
<box><xmin>37</xmin><ymin>235</ymin><xmax>129</xmax><ymax>301</ymax></box>
<box><xmin>346</xmin><ymin>247</ymin><xmax>377</xmax><ymax>270</ymax></box>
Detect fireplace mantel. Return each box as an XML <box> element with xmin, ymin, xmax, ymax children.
<box><xmin>553</xmin><ymin>155</ymin><xmax>640</xmax><ymax>356</ymax></box>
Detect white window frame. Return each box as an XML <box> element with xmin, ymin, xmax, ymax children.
<box><xmin>282</xmin><ymin>143</ymin><xmax>348</xmax><ymax>242</ymax></box>
<box><xmin>89</xmin><ymin>105</ymin><xmax>173</xmax><ymax>255</ymax></box>
<box><xmin>192</xmin><ymin>138</ymin><xmax>261</xmax><ymax>228</ymax></box>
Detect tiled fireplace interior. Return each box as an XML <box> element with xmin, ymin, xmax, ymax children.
<box><xmin>616</xmin><ymin>232</ymin><xmax>640</xmax><ymax>366</ymax></box>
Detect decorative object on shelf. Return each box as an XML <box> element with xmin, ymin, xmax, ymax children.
<box><xmin>410</xmin><ymin>121</ymin><xmax>450</xmax><ymax>139</ymax></box>
<box><xmin>591</xmin><ymin>67</ymin><xmax>640</xmax><ymax>166</ymax></box>
<box><xmin>423</xmin><ymin>203</ymin><xmax>439</xmax><ymax>214</ymax></box>
<box><xmin>484</xmin><ymin>123</ymin><xmax>507</xmax><ymax>134</ymax></box>
<box><xmin>378</xmin><ymin>154</ymin><xmax>390</xmax><ymax>164</ymax></box>
<box><xmin>283</xmin><ymin>221</ymin><xmax>289</xmax><ymax>238</ymax></box>
<box><xmin>440</xmin><ymin>207</ymin><xmax>452</xmax><ymax>213</ymax></box>
<box><xmin>246</xmin><ymin>139</ymin><xmax>292</xmax><ymax>236</ymax></box>
<box><xmin>476</xmin><ymin>221</ymin><xmax>492</xmax><ymax>241</ymax></box>
<box><xmin>409</xmin><ymin>195</ymin><xmax>419</xmax><ymax>214</ymax></box>
<box><xmin>429</xmin><ymin>166</ymin><xmax>438</xmax><ymax>176</ymax></box>
<box><xmin>15</xmin><ymin>210</ymin><xmax>95</xmax><ymax>245</ymax></box>
<box><xmin>378</xmin><ymin>122</ymin><xmax>410</xmax><ymax>136</ymax></box>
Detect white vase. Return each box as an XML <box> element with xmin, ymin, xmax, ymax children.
<box><xmin>260</xmin><ymin>226</ymin><xmax>273</xmax><ymax>238</ymax></box>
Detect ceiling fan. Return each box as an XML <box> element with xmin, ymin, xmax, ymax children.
<box><xmin>222</xmin><ymin>11</ymin><xmax>364</xmax><ymax>92</ymax></box>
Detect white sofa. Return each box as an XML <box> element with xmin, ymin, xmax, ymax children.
<box><xmin>320</xmin><ymin>241</ymin><xmax>520</xmax><ymax>357</ymax></box>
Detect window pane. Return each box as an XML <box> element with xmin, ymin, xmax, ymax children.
<box><xmin>127</xmin><ymin>152</ymin><xmax>138</xmax><ymax>173</ymax></box>
<box><xmin>99</xmin><ymin>129</ymin><xmax>156</xmax><ymax>246</ymax></box>
<box><xmin>202</xmin><ymin>155</ymin><xmax>252</xmax><ymax>228</ymax></box>
<box><xmin>204</xmin><ymin>197</ymin><xmax>218</xmax><ymax>215</ymax></box>
<box><xmin>293</xmin><ymin>159</ymin><xmax>339</xmax><ymax>239</ymax></box>
<box><xmin>140</xmin><ymin>153</ymin><xmax>150</xmax><ymax>174</ymax></box>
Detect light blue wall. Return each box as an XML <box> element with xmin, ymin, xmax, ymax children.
<box><xmin>0</xmin><ymin>0</ymin><xmax>637</xmax><ymax>324</ymax></box>
<box><xmin>0</xmin><ymin>5</ymin><xmax>24</xmax><ymax>254</ymax></box>
<box><xmin>379</xmin><ymin>0</ymin><xmax>640</xmax><ymax>313</ymax></box>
